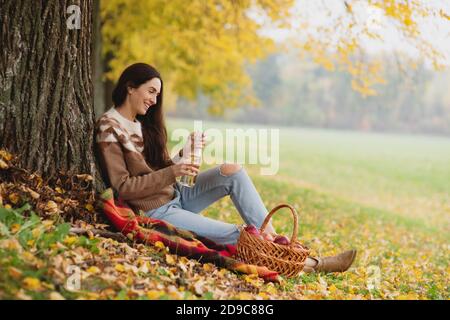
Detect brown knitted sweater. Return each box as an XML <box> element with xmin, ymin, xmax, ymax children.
<box><xmin>95</xmin><ymin>107</ymin><xmax>179</xmax><ymax>213</ymax></box>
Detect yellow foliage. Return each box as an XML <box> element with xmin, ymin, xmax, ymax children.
<box><xmin>101</xmin><ymin>0</ymin><xmax>294</xmax><ymax>112</ymax></box>
<box><xmin>294</xmin><ymin>0</ymin><xmax>448</xmax><ymax>97</ymax></box>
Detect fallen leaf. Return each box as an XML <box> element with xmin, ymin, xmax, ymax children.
<box><xmin>44</xmin><ymin>201</ymin><xmax>59</xmax><ymax>215</ymax></box>
<box><xmin>146</xmin><ymin>290</ymin><xmax>165</xmax><ymax>299</ymax></box>
<box><xmin>49</xmin><ymin>292</ymin><xmax>66</xmax><ymax>300</ymax></box>
<box><xmin>115</xmin><ymin>264</ymin><xmax>126</xmax><ymax>273</ymax></box>
<box><xmin>154</xmin><ymin>241</ymin><xmax>165</xmax><ymax>249</ymax></box>
<box><xmin>9</xmin><ymin>193</ymin><xmax>20</xmax><ymax>204</ymax></box>
<box><xmin>87</xmin><ymin>266</ymin><xmax>101</xmax><ymax>274</ymax></box>
<box><xmin>165</xmin><ymin>254</ymin><xmax>176</xmax><ymax>265</ymax></box>
<box><xmin>23</xmin><ymin>277</ymin><xmax>43</xmax><ymax>291</ymax></box>
<box><xmin>8</xmin><ymin>266</ymin><xmax>23</xmax><ymax>279</ymax></box>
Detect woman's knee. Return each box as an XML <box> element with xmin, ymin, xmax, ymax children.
<box><xmin>219</xmin><ymin>163</ymin><xmax>243</xmax><ymax>177</ymax></box>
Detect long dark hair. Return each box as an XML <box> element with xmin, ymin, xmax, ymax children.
<box><xmin>112</xmin><ymin>63</ymin><xmax>173</xmax><ymax>170</ymax></box>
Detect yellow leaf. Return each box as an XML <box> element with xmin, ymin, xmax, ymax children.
<box><xmin>237</xmin><ymin>292</ymin><xmax>253</xmax><ymax>299</ymax></box>
<box><xmin>154</xmin><ymin>241</ymin><xmax>165</xmax><ymax>249</ymax></box>
<box><xmin>85</xmin><ymin>203</ymin><xmax>95</xmax><ymax>212</ymax></box>
<box><xmin>32</xmin><ymin>227</ymin><xmax>42</xmax><ymax>238</ymax></box>
<box><xmin>397</xmin><ymin>293</ymin><xmax>419</xmax><ymax>300</ymax></box>
<box><xmin>0</xmin><ymin>159</ymin><xmax>8</xmax><ymax>169</ymax></box>
<box><xmin>345</xmin><ymin>3</ymin><xmax>353</xmax><ymax>13</ymax></box>
<box><xmin>22</xmin><ymin>251</ymin><xmax>35</xmax><ymax>262</ymax></box>
<box><xmin>115</xmin><ymin>264</ymin><xmax>125</xmax><ymax>272</ymax></box>
<box><xmin>440</xmin><ymin>9</ymin><xmax>450</xmax><ymax>20</ymax></box>
<box><xmin>0</xmin><ymin>150</ymin><xmax>12</xmax><ymax>161</ymax></box>
<box><xmin>202</xmin><ymin>263</ymin><xmax>215</xmax><ymax>272</ymax></box>
<box><xmin>23</xmin><ymin>277</ymin><xmax>43</xmax><ymax>291</ymax></box>
<box><xmin>87</xmin><ymin>266</ymin><xmax>101</xmax><ymax>274</ymax></box>
<box><xmin>264</xmin><ymin>284</ymin><xmax>278</xmax><ymax>295</ymax></box>
<box><xmin>76</xmin><ymin>174</ymin><xmax>93</xmax><ymax>181</ymax></box>
<box><xmin>243</xmin><ymin>274</ymin><xmax>263</xmax><ymax>288</ymax></box>
<box><xmin>179</xmin><ymin>256</ymin><xmax>190</xmax><ymax>264</ymax></box>
<box><xmin>329</xmin><ymin>284</ymin><xmax>338</xmax><ymax>293</ymax></box>
<box><xmin>218</xmin><ymin>268</ymin><xmax>228</xmax><ymax>277</ymax></box>
<box><xmin>64</xmin><ymin>236</ymin><xmax>78</xmax><ymax>246</ymax></box>
<box><xmin>168</xmin><ymin>291</ymin><xmax>182</xmax><ymax>299</ymax></box>
<box><xmin>42</xmin><ymin>220</ymin><xmax>54</xmax><ymax>229</ymax></box>
<box><xmin>146</xmin><ymin>290</ymin><xmax>165</xmax><ymax>299</ymax></box>
<box><xmin>85</xmin><ymin>292</ymin><xmax>100</xmax><ymax>299</ymax></box>
<box><xmin>258</xmin><ymin>292</ymin><xmax>269</xmax><ymax>300</ymax></box>
<box><xmin>44</xmin><ymin>201</ymin><xmax>59</xmax><ymax>214</ymax></box>
<box><xmin>10</xmin><ymin>223</ymin><xmax>21</xmax><ymax>234</ymax></box>
<box><xmin>0</xmin><ymin>238</ymin><xmax>23</xmax><ymax>252</ymax></box>
<box><xmin>26</xmin><ymin>188</ymin><xmax>40</xmax><ymax>199</ymax></box>
<box><xmin>165</xmin><ymin>254</ymin><xmax>176</xmax><ymax>265</ymax></box>
<box><xmin>9</xmin><ymin>193</ymin><xmax>20</xmax><ymax>204</ymax></box>
<box><xmin>54</xmin><ymin>196</ymin><xmax>64</xmax><ymax>203</ymax></box>
<box><xmin>49</xmin><ymin>292</ymin><xmax>66</xmax><ymax>300</ymax></box>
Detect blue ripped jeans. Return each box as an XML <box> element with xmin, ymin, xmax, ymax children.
<box><xmin>145</xmin><ymin>165</ymin><xmax>269</xmax><ymax>245</ymax></box>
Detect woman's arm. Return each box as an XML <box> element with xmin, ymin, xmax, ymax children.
<box><xmin>98</xmin><ymin>142</ymin><xmax>176</xmax><ymax>201</ymax></box>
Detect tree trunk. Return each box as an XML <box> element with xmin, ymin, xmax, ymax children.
<box><xmin>103</xmin><ymin>51</ymin><xmax>115</xmax><ymax>113</ymax></box>
<box><xmin>0</xmin><ymin>0</ymin><xmax>104</xmax><ymax>191</ymax></box>
<box><xmin>93</xmin><ymin>0</ymin><xmax>105</xmax><ymax>118</ymax></box>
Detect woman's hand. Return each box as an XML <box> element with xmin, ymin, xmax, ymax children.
<box><xmin>171</xmin><ymin>163</ymin><xmax>200</xmax><ymax>177</ymax></box>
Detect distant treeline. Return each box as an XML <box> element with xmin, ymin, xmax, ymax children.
<box><xmin>168</xmin><ymin>53</ymin><xmax>450</xmax><ymax>136</ymax></box>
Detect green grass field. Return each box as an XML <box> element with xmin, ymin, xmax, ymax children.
<box><xmin>167</xmin><ymin>117</ymin><xmax>450</xmax><ymax>299</ymax></box>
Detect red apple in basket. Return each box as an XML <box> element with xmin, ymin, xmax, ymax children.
<box><xmin>244</xmin><ymin>225</ymin><xmax>260</xmax><ymax>236</ymax></box>
<box><xmin>244</xmin><ymin>225</ymin><xmax>264</xmax><ymax>239</ymax></box>
<box><xmin>262</xmin><ymin>232</ymin><xmax>275</xmax><ymax>242</ymax></box>
<box><xmin>273</xmin><ymin>235</ymin><xmax>290</xmax><ymax>246</ymax></box>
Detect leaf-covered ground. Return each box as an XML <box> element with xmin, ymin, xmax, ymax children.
<box><xmin>1</xmin><ymin>120</ymin><xmax>449</xmax><ymax>300</ymax></box>
<box><xmin>0</xmin><ymin>150</ymin><xmax>307</xmax><ymax>300</ymax></box>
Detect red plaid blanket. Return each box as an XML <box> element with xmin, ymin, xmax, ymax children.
<box><xmin>99</xmin><ymin>188</ymin><xmax>280</xmax><ymax>282</ymax></box>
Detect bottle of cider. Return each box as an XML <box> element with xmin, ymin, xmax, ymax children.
<box><xmin>177</xmin><ymin>133</ymin><xmax>203</xmax><ymax>187</ymax></box>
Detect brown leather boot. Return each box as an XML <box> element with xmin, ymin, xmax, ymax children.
<box><xmin>303</xmin><ymin>250</ymin><xmax>357</xmax><ymax>273</ymax></box>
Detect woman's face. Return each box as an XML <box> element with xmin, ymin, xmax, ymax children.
<box><xmin>128</xmin><ymin>77</ymin><xmax>161</xmax><ymax>116</ymax></box>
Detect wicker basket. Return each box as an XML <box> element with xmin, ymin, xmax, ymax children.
<box><xmin>236</xmin><ymin>204</ymin><xmax>310</xmax><ymax>277</ymax></box>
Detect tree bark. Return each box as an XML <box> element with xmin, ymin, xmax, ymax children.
<box><xmin>0</xmin><ymin>0</ymin><xmax>104</xmax><ymax>191</ymax></box>
<box><xmin>93</xmin><ymin>0</ymin><xmax>105</xmax><ymax>118</ymax></box>
<box><xmin>102</xmin><ymin>52</ymin><xmax>115</xmax><ymax>113</ymax></box>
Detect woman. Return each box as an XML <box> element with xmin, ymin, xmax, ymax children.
<box><xmin>95</xmin><ymin>62</ymin><xmax>356</xmax><ymax>273</ymax></box>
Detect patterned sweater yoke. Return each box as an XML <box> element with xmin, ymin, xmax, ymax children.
<box><xmin>95</xmin><ymin>107</ymin><xmax>177</xmax><ymax>212</ymax></box>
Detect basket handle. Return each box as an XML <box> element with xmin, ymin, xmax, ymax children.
<box><xmin>259</xmin><ymin>203</ymin><xmax>299</xmax><ymax>247</ymax></box>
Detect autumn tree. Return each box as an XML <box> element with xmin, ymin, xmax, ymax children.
<box><xmin>101</xmin><ymin>0</ymin><xmax>450</xmax><ymax>111</ymax></box>
<box><xmin>100</xmin><ymin>0</ymin><xmax>295</xmax><ymax>115</ymax></box>
<box><xmin>0</xmin><ymin>0</ymin><xmax>100</xmax><ymax>184</ymax></box>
